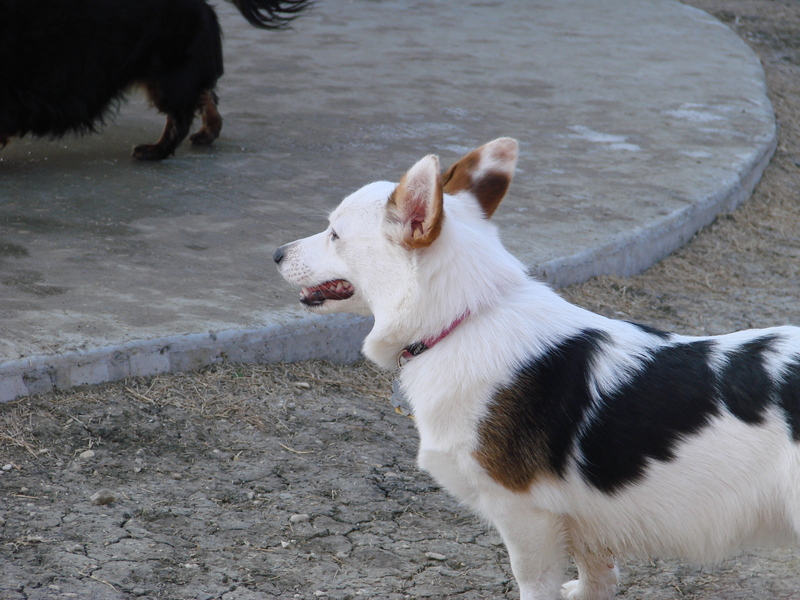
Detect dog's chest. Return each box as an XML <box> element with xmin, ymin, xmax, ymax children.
<box><xmin>399</xmin><ymin>365</ymin><xmax>497</xmax><ymax>503</ymax></box>
<box><xmin>400</xmin><ymin>361</ymin><xmax>489</xmax><ymax>448</ymax></box>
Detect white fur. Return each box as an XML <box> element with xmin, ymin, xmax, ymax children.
<box><xmin>275</xmin><ymin>139</ymin><xmax>800</xmax><ymax>600</ymax></box>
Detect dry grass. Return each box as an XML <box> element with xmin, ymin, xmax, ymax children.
<box><xmin>0</xmin><ymin>360</ymin><xmax>393</xmax><ymax>458</ymax></box>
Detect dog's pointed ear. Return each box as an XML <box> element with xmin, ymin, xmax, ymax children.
<box><xmin>387</xmin><ymin>154</ymin><xmax>444</xmax><ymax>249</ymax></box>
<box><xmin>442</xmin><ymin>137</ymin><xmax>518</xmax><ymax>218</ymax></box>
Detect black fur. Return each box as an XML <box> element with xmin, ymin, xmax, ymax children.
<box><xmin>0</xmin><ymin>0</ymin><xmax>309</xmax><ymax>160</ymax></box>
<box><xmin>779</xmin><ymin>362</ymin><xmax>800</xmax><ymax>441</ymax></box>
<box><xmin>231</xmin><ymin>0</ymin><xmax>310</xmax><ymax>29</ymax></box>
<box><xmin>579</xmin><ymin>339</ymin><xmax>719</xmax><ymax>493</ymax></box>
<box><xmin>627</xmin><ymin>321</ymin><xmax>672</xmax><ymax>340</ymax></box>
<box><xmin>718</xmin><ymin>335</ymin><xmax>778</xmax><ymax>426</ymax></box>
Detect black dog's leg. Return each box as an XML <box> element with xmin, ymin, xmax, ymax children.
<box><xmin>132</xmin><ymin>0</ymin><xmax>222</xmax><ymax>161</ymax></box>
<box><xmin>189</xmin><ymin>90</ymin><xmax>222</xmax><ymax>146</ymax></box>
<box><xmin>133</xmin><ymin>109</ymin><xmax>193</xmax><ymax>160</ymax></box>
<box><xmin>132</xmin><ymin>80</ymin><xmax>196</xmax><ymax>160</ymax></box>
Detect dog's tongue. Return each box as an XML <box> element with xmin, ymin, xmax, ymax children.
<box><xmin>301</xmin><ymin>280</ymin><xmax>355</xmax><ymax>306</ymax></box>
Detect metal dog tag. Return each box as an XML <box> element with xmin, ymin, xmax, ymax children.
<box><xmin>390</xmin><ymin>379</ymin><xmax>413</xmax><ymax>416</ymax></box>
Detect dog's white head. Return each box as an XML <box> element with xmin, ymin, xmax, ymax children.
<box><xmin>274</xmin><ymin>137</ymin><xmax>527</xmax><ymax>367</ymax></box>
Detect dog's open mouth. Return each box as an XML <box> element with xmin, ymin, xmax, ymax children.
<box><xmin>300</xmin><ymin>280</ymin><xmax>356</xmax><ymax>306</ymax></box>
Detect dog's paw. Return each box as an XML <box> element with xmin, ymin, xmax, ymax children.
<box><xmin>189</xmin><ymin>129</ymin><xmax>218</xmax><ymax>146</ymax></box>
<box><xmin>132</xmin><ymin>143</ymin><xmax>173</xmax><ymax>161</ymax></box>
<box><xmin>561</xmin><ymin>580</ymin><xmax>581</xmax><ymax>600</ymax></box>
<box><xmin>560</xmin><ymin>579</ymin><xmax>615</xmax><ymax>600</ymax></box>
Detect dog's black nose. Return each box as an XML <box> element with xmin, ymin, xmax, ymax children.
<box><xmin>273</xmin><ymin>246</ymin><xmax>285</xmax><ymax>264</ymax></box>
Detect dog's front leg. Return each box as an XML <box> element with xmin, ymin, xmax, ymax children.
<box><xmin>133</xmin><ymin>113</ymin><xmax>191</xmax><ymax>161</ymax></box>
<box><xmin>491</xmin><ymin>506</ymin><xmax>568</xmax><ymax>600</ymax></box>
<box><xmin>561</xmin><ymin>536</ymin><xmax>618</xmax><ymax>600</ymax></box>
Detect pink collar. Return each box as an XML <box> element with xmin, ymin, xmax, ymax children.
<box><xmin>397</xmin><ymin>310</ymin><xmax>471</xmax><ymax>368</ymax></box>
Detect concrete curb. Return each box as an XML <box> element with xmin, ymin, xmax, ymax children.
<box><xmin>534</xmin><ymin>133</ymin><xmax>777</xmax><ymax>287</ymax></box>
<box><xmin>0</xmin><ymin>314</ymin><xmax>371</xmax><ymax>402</ymax></box>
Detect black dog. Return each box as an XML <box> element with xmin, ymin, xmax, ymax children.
<box><xmin>0</xmin><ymin>0</ymin><xmax>309</xmax><ymax>160</ymax></box>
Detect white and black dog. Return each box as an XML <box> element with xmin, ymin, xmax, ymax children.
<box><xmin>0</xmin><ymin>0</ymin><xmax>308</xmax><ymax>160</ymax></box>
<box><xmin>274</xmin><ymin>138</ymin><xmax>800</xmax><ymax>599</ymax></box>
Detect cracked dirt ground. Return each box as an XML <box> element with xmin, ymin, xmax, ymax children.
<box><xmin>0</xmin><ymin>362</ymin><xmax>521</xmax><ymax>600</ymax></box>
<box><xmin>3</xmin><ymin>0</ymin><xmax>800</xmax><ymax>598</ymax></box>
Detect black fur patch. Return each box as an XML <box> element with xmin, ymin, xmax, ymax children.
<box><xmin>627</xmin><ymin>321</ymin><xmax>672</xmax><ymax>340</ymax></box>
<box><xmin>578</xmin><ymin>340</ymin><xmax>718</xmax><ymax>493</ymax></box>
<box><xmin>0</xmin><ymin>0</ymin><xmax>222</xmax><ymax>150</ymax></box>
<box><xmin>779</xmin><ymin>361</ymin><xmax>800</xmax><ymax>441</ymax></box>
<box><xmin>718</xmin><ymin>335</ymin><xmax>778</xmax><ymax>425</ymax></box>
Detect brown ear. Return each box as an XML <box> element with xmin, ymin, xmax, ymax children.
<box><xmin>442</xmin><ymin>137</ymin><xmax>518</xmax><ymax>218</ymax></box>
<box><xmin>387</xmin><ymin>154</ymin><xmax>444</xmax><ymax>249</ymax></box>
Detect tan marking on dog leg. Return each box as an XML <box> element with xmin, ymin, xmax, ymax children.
<box><xmin>133</xmin><ymin>111</ymin><xmax>192</xmax><ymax>160</ymax></box>
<box><xmin>190</xmin><ymin>90</ymin><xmax>222</xmax><ymax>146</ymax></box>
<box><xmin>133</xmin><ymin>82</ymin><xmax>193</xmax><ymax>160</ymax></box>
<box><xmin>132</xmin><ymin>115</ymin><xmax>176</xmax><ymax>160</ymax></box>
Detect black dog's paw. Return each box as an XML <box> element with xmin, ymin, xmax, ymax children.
<box><xmin>132</xmin><ymin>143</ymin><xmax>174</xmax><ymax>161</ymax></box>
<box><xmin>189</xmin><ymin>129</ymin><xmax>219</xmax><ymax>146</ymax></box>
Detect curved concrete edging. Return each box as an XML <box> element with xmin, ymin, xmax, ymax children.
<box><xmin>535</xmin><ymin>133</ymin><xmax>777</xmax><ymax>287</ymax></box>
<box><xmin>0</xmin><ymin>314</ymin><xmax>372</xmax><ymax>402</ymax></box>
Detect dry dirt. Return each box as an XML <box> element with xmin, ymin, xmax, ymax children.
<box><xmin>2</xmin><ymin>1</ymin><xmax>800</xmax><ymax>599</ymax></box>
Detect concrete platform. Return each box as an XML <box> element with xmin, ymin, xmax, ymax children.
<box><xmin>0</xmin><ymin>0</ymin><xmax>775</xmax><ymax>401</ymax></box>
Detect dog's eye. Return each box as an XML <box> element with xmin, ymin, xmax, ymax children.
<box><xmin>330</xmin><ymin>229</ymin><xmax>339</xmax><ymax>241</ymax></box>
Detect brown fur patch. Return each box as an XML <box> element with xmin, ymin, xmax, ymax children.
<box><xmin>190</xmin><ymin>90</ymin><xmax>222</xmax><ymax>146</ymax></box>
<box><xmin>134</xmin><ymin>81</ymin><xmax>195</xmax><ymax>160</ymax></box>
<box><xmin>473</xmin><ymin>378</ymin><xmax>556</xmax><ymax>492</ymax></box>
<box><xmin>442</xmin><ymin>149</ymin><xmax>480</xmax><ymax>195</ymax></box>
<box><xmin>442</xmin><ymin>150</ymin><xmax>510</xmax><ymax>218</ymax></box>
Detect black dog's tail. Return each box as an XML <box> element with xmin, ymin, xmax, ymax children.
<box><xmin>228</xmin><ymin>0</ymin><xmax>311</xmax><ymax>29</ymax></box>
